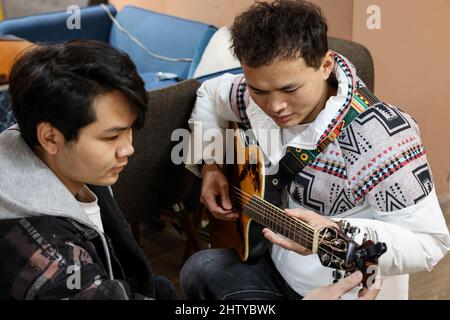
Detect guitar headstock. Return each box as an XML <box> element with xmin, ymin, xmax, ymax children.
<box><xmin>316</xmin><ymin>220</ymin><xmax>387</xmax><ymax>288</ymax></box>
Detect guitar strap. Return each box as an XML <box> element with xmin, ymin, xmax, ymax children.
<box><xmin>265</xmin><ymin>86</ymin><xmax>381</xmax><ymax>206</ymax></box>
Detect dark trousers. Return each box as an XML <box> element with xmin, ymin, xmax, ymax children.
<box><xmin>180</xmin><ymin>248</ymin><xmax>302</xmax><ymax>300</ymax></box>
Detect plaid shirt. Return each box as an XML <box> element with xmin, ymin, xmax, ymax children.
<box><xmin>0</xmin><ymin>90</ymin><xmax>16</xmax><ymax>133</ymax></box>
<box><xmin>0</xmin><ymin>185</ymin><xmax>176</xmax><ymax>300</ymax></box>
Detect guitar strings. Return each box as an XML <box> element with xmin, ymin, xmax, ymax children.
<box><xmin>232</xmin><ymin>197</ymin><xmax>315</xmax><ymax>246</ymax></box>
<box><xmin>231</xmin><ymin>188</ymin><xmax>316</xmax><ymax>244</ymax></box>
<box><xmin>231</xmin><ymin>187</ymin><xmax>345</xmax><ymax>263</ymax></box>
<box><xmin>231</xmin><ymin>186</ymin><xmax>315</xmax><ymax>241</ymax></box>
<box><xmin>231</xmin><ymin>197</ymin><xmax>345</xmax><ymax>263</ymax></box>
<box><xmin>238</xmin><ymin>186</ymin><xmax>314</xmax><ymax>231</ymax></box>
<box><xmin>231</xmin><ymin>186</ymin><xmax>314</xmax><ymax>234</ymax></box>
<box><xmin>232</xmin><ymin>188</ymin><xmax>338</xmax><ymax>252</ymax></box>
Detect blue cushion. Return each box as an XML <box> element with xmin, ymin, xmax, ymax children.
<box><xmin>186</xmin><ymin>27</ymin><xmax>216</xmax><ymax>78</ymax></box>
<box><xmin>0</xmin><ymin>5</ymin><xmax>116</xmax><ymax>43</ymax></box>
<box><xmin>109</xmin><ymin>6</ymin><xmax>216</xmax><ymax>80</ymax></box>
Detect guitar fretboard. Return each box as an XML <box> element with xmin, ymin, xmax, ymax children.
<box><xmin>232</xmin><ymin>186</ymin><xmax>319</xmax><ymax>252</ymax></box>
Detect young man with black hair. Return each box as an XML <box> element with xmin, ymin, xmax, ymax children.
<box><xmin>181</xmin><ymin>0</ymin><xmax>449</xmax><ymax>299</ymax></box>
<box><xmin>0</xmin><ymin>40</ymin><xmax>177</xmax><ymax>299</ymax></box>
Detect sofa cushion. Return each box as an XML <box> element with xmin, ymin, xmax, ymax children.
<box><xmin>109</xmin><ymin>5</ymin><xmax>216</xmax><ymax>80</ymax></box>
<box><xmin>192</xmin><ymin>26</ymin><xmax>241</xmax><ymax>78</ymax></box>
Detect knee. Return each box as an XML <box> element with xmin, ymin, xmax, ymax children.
<box><xmin>180</xmin><ymin>250</ymin><xmax>212</xmax><ymax>296</ymax></box>
<box><xmin>180</xmin><ymin>249</ymin><xmax>231</xmax><ymax>299</ymax></box>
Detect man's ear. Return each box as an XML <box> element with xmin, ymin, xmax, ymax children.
<box><xmin>36</xmin><ymin>122</ymin><xmax>65</xmax><ymax>156</ymax></box>
<box><xmin>321</xmin><ymin>50</ymin><xmax>335</xmax><ymax>80</ymax></box>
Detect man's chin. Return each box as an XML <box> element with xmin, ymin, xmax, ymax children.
<box><xmin>92</xmin><ymin>175</ymin><xmax>120</xmax><ymax>187</ymax></box>
<box><xmin>272</xmin><ymin>115</ymin><xmax>301</xmax><ymax>128</ymax></box>
<box><xmin>276</xmin><ymin>120</ymin><xmax>297</xmax><ymax>129</ymax></box>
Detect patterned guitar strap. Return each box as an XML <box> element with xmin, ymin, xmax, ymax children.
<box><xmin>265</xmin><ymin>86</ymin><xmax>381</xmax><ymax>206</ymax></box>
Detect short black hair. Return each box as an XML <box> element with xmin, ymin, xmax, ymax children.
<box><xmin>8</xmin><ymin>39</ymin><xmax>148</xmax><ymax>147</ymax></box>
<box><xmin>230</xmin><ymin>0</ymin><xmax>328</xmax><ymax>68</ymax></box>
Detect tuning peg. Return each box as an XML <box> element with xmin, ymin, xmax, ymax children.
<box><xmin>344</xmin><ymin>221</ymin><xmax>350</xmax><ymax>231</ymax></box>
<box><xmin>348</xmin><ymin>226</ymin><xmax>360</xmax><ymax>240</ymax></box>
<box><xmin>338</xmin><ymin>220</ymin><xmax>351</xmax><ymax>233</ymax></box>
<box><xmin>332</xmin><ymin>270</ymin><xmax>344</xmax><ymax>283</ymax></box>
<box><xmin>362</xmin><ymin>232</ymin><xmax>368</xmax><ymax>243</ymax></box>
<box><xmin>349</xmin><ymin>226</ymin><xmax>360</xmax><ymax>234</ymax></box>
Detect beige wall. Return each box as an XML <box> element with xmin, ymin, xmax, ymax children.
<box><xmin>110</xmin><ymin>0</ymin><xmax>450</xmax><ymax>195</ymax></box>
<box><xmin>353</xmin><ymin>0</ymin><xmax>450</xmax><ymax>195</ymax></box>
<box><xmin>109</xmin><ymin>0</ymin><xmax>353</xmax><ymax>40</ymax></box>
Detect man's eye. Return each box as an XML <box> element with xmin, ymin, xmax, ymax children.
<box><xmin>252</xmin><ymin>90</ymin><xmax>266</xmax><ymax>95</ymax></box>
<box><xmin>284</xmin><ymin>87</ymin><xmax>300</xmax><ymax>93</ymax></box>
<box><xmin>104</xmin><ymin>136</ymin><xmax>119</xmax><ymax>141</ymax></box>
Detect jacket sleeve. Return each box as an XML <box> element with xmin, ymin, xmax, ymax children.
<box><xmin>342</xmin><ymin>190</ymin><xmax>449</xmax><ymax>276</ymax></box>
<box><xmin>35</xmin><ymin>242</ymin><xmax>139</xmax><ymax>300</ymax></box>
<box><xmin>337</xmin><ymin>104</ymin><xmax>450</xmax><ymax>276</ymax></box>
<box><xmin>0</xmin><ymin>218</ymin><xmax>149</xmax><ymax>300</ymax></box>
<box><xmin>186</xmin><ymin>73</ymin><xmax>246</xmax><ymax>177</ymax></box>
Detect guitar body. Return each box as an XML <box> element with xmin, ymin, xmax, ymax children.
<box><xmin>209</xmin><ymin>123</ymin><xmax>270</xmax><ymax>261</ymax></box>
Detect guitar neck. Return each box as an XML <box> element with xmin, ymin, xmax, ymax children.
<box><xmin>233</xmin><ymin>187</ymin><xmax>319</xmax><ymax>253</ymax></box>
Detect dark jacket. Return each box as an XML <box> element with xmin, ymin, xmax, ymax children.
<box><xmin>0</xmin><ymin>126</ymin><xmax>177</xmax><ymax>300</ymax></box>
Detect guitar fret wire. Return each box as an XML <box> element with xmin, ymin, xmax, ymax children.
<box><xmin>232</xmin><ymin>185</ymin><xmax>312</xmax><ymax>231</ymax></box>
<box><xmin>235</xmin><ymin>196</ymin><xmax>315</xmax><ymax>244</ymax></box>
<box><xmin>232</xmin><ymin>191</ymin><xmax>316</xmax><ymax>245</ymax></box>
<box><xmin>233</xmin><ymin>198</ymin><xmax>315</xmax><ymax>246</ymax></box>
<box><xmin>231</xmin><ymin>188</ymin><xmax>344</xmax><ymax>262</ymax></box>
<box><xmin>231</xmin><ymin>186</ymin><xmax>315</xmax><ymax>237</ymax></box>
<box><xmin>244</xmin><ymin>186</ymin><xmax>313</xmax><ymax>231</ymax></box>
<box><xmin>232</xmin><ymin>187</ymin><xmax>315</xmax><ymax>240</ymax></box>
<box><xmin>232</xmin><ymin>197</ymin><xmax>344</xmax><ymax>263</ymax></box>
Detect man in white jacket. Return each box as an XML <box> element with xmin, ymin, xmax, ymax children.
<box><xmin>180</xmin><ymin>0</ymin><xmax>449</xmax><ymax>300</ymax></box>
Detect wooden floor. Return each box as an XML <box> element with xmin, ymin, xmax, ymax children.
<box><xmin>140</xmin><ymin>196</ymin><xmax>450</xmax><ymax>300</ymax></box>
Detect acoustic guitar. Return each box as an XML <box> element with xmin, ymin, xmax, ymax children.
<box><xmin>209</xmin><ymin>123</ymin><xmax>387</xmax><ymax>286</ymax></box>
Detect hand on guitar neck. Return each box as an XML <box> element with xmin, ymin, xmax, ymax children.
<box><xmin>262</xmin><ymin>208</ymin><xmax>338</xmax><ymax>256</ymax></box>
<box><xmin>201</xmin><ymin>163</ymin><xmax>239</xmax><ymax>221</ymax></box>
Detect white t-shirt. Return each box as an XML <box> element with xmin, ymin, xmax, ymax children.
<box><xmin>76</xmin><ymin>185</ymin><xmax>104</xmax><ymax>233</ymax></box>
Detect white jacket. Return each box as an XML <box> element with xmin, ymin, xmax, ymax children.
<box><xmin>186</xmin><ymin>52</ymin><xmax>450</xmax><ymax>299</ymax></box>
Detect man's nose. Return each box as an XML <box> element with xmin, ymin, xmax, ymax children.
<box><xmin>116</xmin><ymin>131</ymin><xmax>134</xmax><ymax>159</ymax></box>
<box><xmin>267</xmin><ymin>94</ymin><xmax>287</xmax><ymax>114</ymax></box>
<box><xmin>117</xmin><ymin>142</ymin><xmax>134</xmax><ymax>159</ymax></box>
